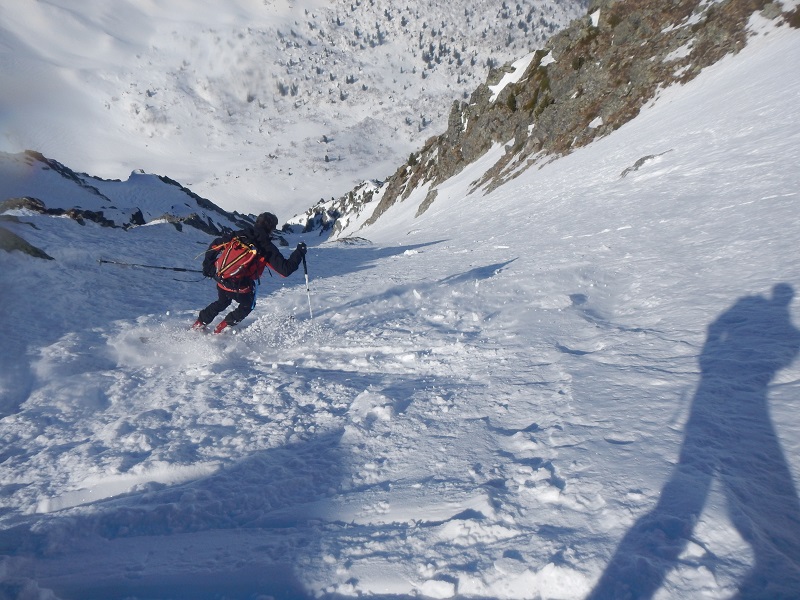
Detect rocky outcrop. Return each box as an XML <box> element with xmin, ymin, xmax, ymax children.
<box><xmin>287</xmin><ymin>180</ymin><xmax>384</xmax><ymax>237</ymax></box>
<box><xmin>325</xmin><ymin>0</ymin><xmax>798</xmax><ymax>231</ymax></box>
<box><xmin>0</xmin><ymin>196</ymin><xmax>116</xmax><ymax>227</ymax></box>
<box><xmin>0</xmin><ymin>196</ymin><xmax>209</xmax><ymax>233</ymax></box>
<box><xmin>0</xmin><ymin>197</ymin><xmax>48</xmax><ymax>213</ymax></box>
<box><xmin>155</xmin><ymin>174</ymin><xmax>253</xmax><ymax>232</ymax></box>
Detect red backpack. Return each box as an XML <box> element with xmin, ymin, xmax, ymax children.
<box><xmin>213</xmin><ymin>236</ymin><xmax>258</xmax><ymax>282</ymax></box>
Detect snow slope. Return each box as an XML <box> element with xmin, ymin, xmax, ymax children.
<box><xmin>1</xmin><ymin>13</ymin><xmax>800</xmax><ymax>600</ymax></box>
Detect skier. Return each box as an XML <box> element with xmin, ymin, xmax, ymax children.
<box><xmin>193</xmin><ymin>212</ymin><xmax>306</xmax><ymax>333</ymax></box>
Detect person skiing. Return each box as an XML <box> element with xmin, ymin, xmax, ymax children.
<box><xmin>193</xmin><ymin>212</ymin><xmax>306</xmax><ymax>333</ymax></box>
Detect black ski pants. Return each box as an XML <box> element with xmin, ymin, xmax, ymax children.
<box><xmin>198</xmin><ymin>286</ymin><xmax>255</xmax><ymax>326</ymax></box>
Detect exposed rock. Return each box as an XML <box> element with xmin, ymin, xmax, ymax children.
<box><xmin>0</xmin><ymin>197</ymin><xmax>48</xmax><ymax>214</ymax></box>
<box><xmin>129</xmin><ymin>208</ymin><xmax>146</xmax><ymax>226</ymax></box>
<box><xmin>65</xmin><ymin>208</ymin><xmax>117</xmax><ymax>227</ymax></box>
<box><xmin>288</xmin><ymin>180</ymin><xmax>383</xmax><ymax>237</ymax></box>
<box><xmin>329</xmin><ymin>236</ymin><xmax>373</xmax><ymax>246</ymax></box>
<box><xmin>0</xmin><ymin>196</ymin><xmax>120</xmax><ymax>228</ymax></box>
<box><xmin>785</xmin><ymin>4</ymin><xmax>800</xmax><ymax>27</ymax></box>
<box><xmin>182</xmin><ymin>213</ymin><xmax>223</xmax><ymax>236</ymax></box>
<box><xmin>620</xmin><ymin>150</ymin><xmax>673</xmax><ymax>178</ymax></box>
<box><xmin>156</xmin><ymin>175</ymin><xmax>252</xmax><ymax>231</ymax></box>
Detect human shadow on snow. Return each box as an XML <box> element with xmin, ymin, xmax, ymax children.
<box><xmin>587</xmin><ymin>283</ymin><xmax>800</xmax><ymax>599</ymax></box>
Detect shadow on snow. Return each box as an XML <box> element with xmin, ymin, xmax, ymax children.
<box><xmin>0</xmin><ymin>431</ymin><xmax>348</xmax><ymax>600</ymax></box>
<box><xmin>314</xmin><ymin>257</ymin><xmax>518</xmax><ymax>320</ymax></box>
<box><xmin>588</xmin><ymin>283</ymin><xmax>800</xmax><ymax>600</ymax></box>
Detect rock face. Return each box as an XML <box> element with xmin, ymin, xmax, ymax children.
<box><xmin>307</xmin><ymin>0</ymin><xmax>798</xmax><ymax>234</ymax></box>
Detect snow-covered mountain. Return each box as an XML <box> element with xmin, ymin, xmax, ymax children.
<box><xmin>0</xmin><ymin>150</ymin><xmax>252</xmax><ymax>234</ymax></box>
<box><xmin>2</xmin><ymin>2</ymin><xmax>800</xmax><ymax>600</ymax></box>
<box><xmin>0</xmin><ymin>0</ymin><xmax>585</xmax><ymax>217</ymax></box>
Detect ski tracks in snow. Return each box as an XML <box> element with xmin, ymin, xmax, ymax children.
<box><xmin>1</xmin><ymin>240</ymin><xmax>696</xmax><ymax>598</ymax></box>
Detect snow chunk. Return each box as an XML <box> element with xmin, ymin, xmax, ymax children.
<box><xmin>348</xmin><ymin>390</ymin><xmax>396</xmax><ymax>425</ymax></box>
<box><xmin>489</xmin><ymin>51</ymin><xmax>538</xmax><ymax>102</ymax></box>
<box><xmin>36</xmin><ymin>462</ymin><xmax>219</xmax><ymax>513</ymax></box>
<box><xmin>418</xmin><ymin>579</ymin><xmax>456</xmax><ymax>599</ymax></box>
<box><xmin>664</xmin><ymin>41</ymin><xmax>694</xmax><ymax>62</ymax></box>
<box><xmin>436</xmin><ymin>519</ymin><xmax>519</xmax><ymax>546</ymax></box>
<box><xmin>457</xmin><ymin>562</ymin><xmax>591</xmax><ymax>598</ymax></box>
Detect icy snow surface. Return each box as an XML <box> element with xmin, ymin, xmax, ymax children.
<box><xmin>1</xmin><ymin>15</ymin><xmax>800</xmax><ymax>600</ymax></box>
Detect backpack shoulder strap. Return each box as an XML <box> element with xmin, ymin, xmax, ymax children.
<box><xmin>215</xmin><ymin>236</ymin><xmax>258</xmax><ymax>279</ymax></box>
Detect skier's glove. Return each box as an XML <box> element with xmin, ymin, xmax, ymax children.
<box><xmin>296</xmin><ymin>242</ymin><xmax>307</xmax><ymax>256</ymax></box>
<box><xmin>202</xmin><ymin>262</ymin><xmax>215</xmax><ymax>278</ymax></box>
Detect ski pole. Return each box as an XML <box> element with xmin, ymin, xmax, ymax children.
<box><xmin>302</xmin><ymin>255</ymin><xmax>313</xmax><ymax>320</ymax></box>
<box><xmin>98</xmin><ymin>259</ymin><xmax>203</xmax><ymax>273</ymax></box>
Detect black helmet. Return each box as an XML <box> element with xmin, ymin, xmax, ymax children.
<box><xmin>256</xmin><ymin>212</ymin><xmax>279</xmax><ymax>233</ymax></box>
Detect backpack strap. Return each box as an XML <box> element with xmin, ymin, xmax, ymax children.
<box><xmin>214</xmin><ymin>236</ymin><xmax>258</xmax><ymax>282</ymax></box>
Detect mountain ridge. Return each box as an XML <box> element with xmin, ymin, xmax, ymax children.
<box><xmin>0</xmin><ymin>150</ymin><xmax>253</xmax><ymax>237</ymax></box>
